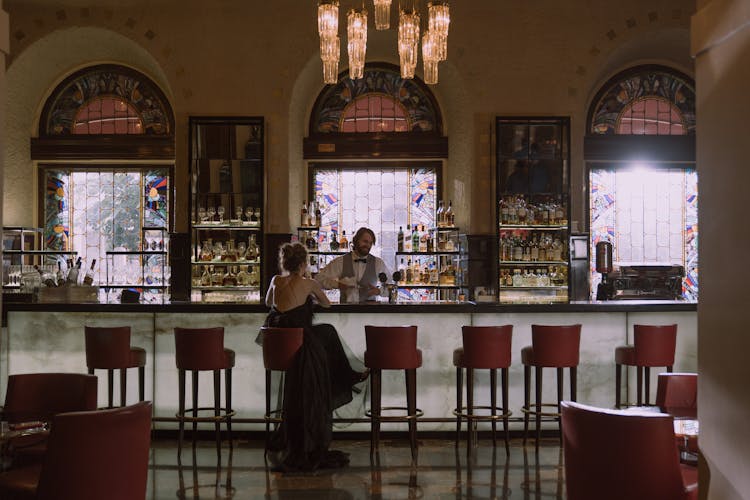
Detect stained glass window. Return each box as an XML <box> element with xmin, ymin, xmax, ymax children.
<box><xmin>312</xmin><ymin>166</ymin><xmax>436</xmax><ymax>269</ymax></box>
<box><xmin>38</xmin><ymin>65</ymin><xmax>174</xmax><ymax>297</ymax></box>
<box><xmin>42</xmin><ymin>167</ymin><xmax>170</xmax><ymax>286</ymax></box>
<box><xmin>588</xmin><ymin>66</ymin><xmax>697</xmax><ymax>301</ymax></box>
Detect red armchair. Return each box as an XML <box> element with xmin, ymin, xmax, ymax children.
<box><xmin>561</xmin><ymin>400</ymin><xmax>697</xmax><ymax>500</ymax></box>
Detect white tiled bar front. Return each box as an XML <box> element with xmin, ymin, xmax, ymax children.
<box><xmin>2</xmin><ymin>304</ymin><xmax>696</xmax><ymax>434</ymax></box>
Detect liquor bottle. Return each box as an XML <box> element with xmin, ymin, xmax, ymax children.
<box><xmin>200</xmin><ymin>266</ymin><xmax>211</xmax><ymax>286</ymax></box>
<box><xmin>249</xmin><ymin>265</ymin><xmax>260</xmax><ymax>286</ymax></box>
<box><xmin>314</xmin><ymin>200</ymin><xmax>322</xmax><ymax>227</ymax></box>
<box><xmin>397</xmin><ymin>226</ymin><xmax>404</xmax><ymax>252</ymax></box>
<box><xmin>210</xmin><ymin>265</ymin><xmax>223</xmax><ymax>286</ymax></box>
<box><xmin>57</xmin><ymin>261</ymin><xmax>65</xmax><ymax>284</ymax></box>
<box><xmin>82</xmin><ymin>259</ymin><xmax>97</xmax><ymax>286</ymax></box>
<box><xmin>436</xmin><ymin>200</ymin><xmax>445</xmax><ymax>227</ymax></box>
<box><xmin>35</xmin><ymin>265</ymin><xmax>57</xmax><ymax>288</ymax></box>
<box><xmin>419</xmin><ymin>228</ymin><xmax>428</xmax><ymax>252</ymax></box>
<box><xmin>405</xmin><ymin>259</ymin><xmax>413</xmax><ymax>284</ymax></box>
<box><xmin>446</xmin><ymin>200</ymin><xmax>455</xmax><ymax>227</ymax></box>
<box><xmin>339</xmin><ymin>230</ymin><xmax>348</xmax><ymax>250</ymax></box>
<box><xmin>236</xmin><ymin>265</ymin><xmax>250</xmax><ymax>286</ymax></box>
<box><xmin>330</xmin><ymin>231</ymin><xmax>340</xmax><ymax>252</ymax></box>
<box><xmin>308</xmin><ymin>200</ymin><xmax>316</xmax><ymax>227</ymax></box>
<box><xmin>66</xmin><ymin>257</ymin><xmax>82</xmax><ymax>285</ymax></box>
<box><xmin>300</xmin><ymin>200</ymin><xmax>308</xmax><ymax>227</ymax></box>
<box><xmin>247</xmin><ymin>234</ymin><xmax>259</xmax><ymax>261</ymax></box>
<box><xmin>222</xmin><ymin>266</ymin><xmax>238</xmax><ymax>286</ymax></box>
<box><xmin>411</xmin><ymin>225</ymin><xmax>420</xmax><ymax>252</ymax></box>
<box><xmin>398</xmin><ymin>258</ymin><xmax>406</xmax><ymax>284</ymax></box>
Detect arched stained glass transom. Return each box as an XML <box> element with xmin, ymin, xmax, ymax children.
<box><xmin>340</xmin><ymin>93</ymin><xmax>410</xmax><ymax>132</ymax></box>
<box><xmin>73</xmin><ymin>96</ymin><xmax>143</xmax><ymax>134</ymax></box>
<box><xmin>310</xmin><ymin>64</ymin><xmax>442</xmax><ymax>134</ymax></box>
<box><xmin>588</xmin><ymin>66</ymin><xmax>695</xmax><ymax>135</ymax></box>
<box><xmin>40</xmin><ymin>64</ymin><xmax>173</xmax><ymax>136</ymax></box>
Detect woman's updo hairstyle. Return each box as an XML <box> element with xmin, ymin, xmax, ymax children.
<box><xmin>278</xmin><ymin>242</ymin><xmax>308</xmax><ymax>274</ymax></box>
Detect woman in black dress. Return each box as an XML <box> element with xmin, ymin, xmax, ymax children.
<box><xmin>261</xmin><ymin>242</ymin><xmax>366</xmax><ymax>471</ymax></box>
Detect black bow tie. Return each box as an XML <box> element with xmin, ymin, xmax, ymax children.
<box><xmin>354</xmin><ymin>258</ymin><xmax>367</xmax><ymax>263</ymax></box>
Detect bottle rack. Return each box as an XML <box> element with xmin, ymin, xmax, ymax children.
<box><xmin>189</xmin><ymin>116</ymin><xmax>265</xmax><ymax>303</ymax></box>
<box><xmin>394</xmin><ymin>226</ymin><xmax>465</xmax><ymax>302</ymax></box>
<box><xmin>104</xmin><ymin>226</ymin><xmax>169</xmax><ymax>303</ymax></box>
<box><xmin>496</xmin><ymin>116</ymin><xmax>571</xmax><ymax>304</ymax></box>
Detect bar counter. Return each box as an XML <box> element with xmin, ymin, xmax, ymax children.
<box><xmin>1</xmin><ymin>300</ymin><xmax>696</xmax><ymax>433</ymax></box>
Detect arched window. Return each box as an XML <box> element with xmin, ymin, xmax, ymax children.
<box><xmin>586</xmin><ymin>65</ymin><xmax>697</xmax><ymax>301</ymax></box>
<box><xmin>304</xmin><ymin>64</ymin><xmax>446</xmax><ymax>301</ymax></box>
<box><xmin>33</xmin><ymin>65</ymin><xmax>174</xmax><ymax>298</ymax></box>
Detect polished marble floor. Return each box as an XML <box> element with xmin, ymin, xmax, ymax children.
<box><xmin>147</xmin><ymin>436</ymin><xmax>566</xmax><ymax>499</ymax></box>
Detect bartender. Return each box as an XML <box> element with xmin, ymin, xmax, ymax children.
<box><xmin>317</xmin><ymin>227</ymin><xmax>391</xmax><ymax>303</ymax></box>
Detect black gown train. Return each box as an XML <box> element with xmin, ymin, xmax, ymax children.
<box><xmin>261</xmin><ymin>298</ymin><xmax>360</xmax><ymax>471</ymax></box>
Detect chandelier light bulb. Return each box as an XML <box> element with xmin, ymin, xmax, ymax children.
<box><xmin>318</xmin><ymin>0</ymin><xmax>339</xmax><ymax>37</ymax></box>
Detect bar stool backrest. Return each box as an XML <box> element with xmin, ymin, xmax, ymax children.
<box><xmin>365</xmin><ymin>325</ymin><xmax>419</xmax><ymax>369</ymax></box>
<box><xmin>85</xmin><ymin>326</ymin><xmax>132</xmax><ymax>369</ymax></box>
<box><xmin>174</xmin><ymin>327</ymin><xmax>226</xmax><ymax>370</ymax></box>
<box><xmin>261</xmin><ymin>327</ymin><xmax>304</xmax><ymax>370</ymax></box>
<box><xmin>2</xmin><ymin>373</ymin><xmax>98</xmax><ymax>423</ymax></box>
<box><xmin>531</xmin><ymin>324</ymin><xmax>581</xmax><ymax>367</ymax></box>
<box><xmin>461</xmin><ymin>325</ymin><xmax>512</xmax><ymax>369</ymax></box>
<box><xmin>634</xmin><ymin>324</ymin><xmax>677</xmax><ymax>366</ymax></box>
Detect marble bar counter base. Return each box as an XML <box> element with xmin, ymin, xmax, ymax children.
<box><xmin>1</xmin><ymin>302</ymin><xmax>696</xmax><ymax>433</ymax></box>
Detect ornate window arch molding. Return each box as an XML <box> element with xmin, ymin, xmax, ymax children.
<box><xmin>31</xmin><ymin>64</ymin><xmax>175</xmax><ymax>160</ymax></box>
<box><xmin>304</xmin><ymin>63</ymin><xmax>447</xmax><ymax>159</ymax></box>
<box><xmin>584</xmin><ymin>65</ymin><xmax>695</xmax><ymax>162</ymax></box>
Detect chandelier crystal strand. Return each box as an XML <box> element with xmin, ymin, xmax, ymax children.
<box><xmin>318</xmin><ymin>0</ymin><xmax>339</xmax><ymax>36</ymax></box>
<box><xmin>397</xmin><ymin>7</ymin><xmax>420</xmax><ymax>79</ymax></box>
<box><xmin>347</xmin><ymin>8</ymin><xmax>368</xmax><ymax>80</ymax></box>
<box><xmin>373</xmin><ymin>0</ymin><xmax>392</xmax><ymax>30</ymax></box>
<box><xmin>321</xmin><ymin>36</ymin><xmax>341</xmax><ymax>84</ymax></box>
<box><xmin>427</xmin><ymin>1</ymin><xmax>450</xmax><ymax>61</ymax></box>
<box><xmin>318</xmin><ymin>0</ymin><xmax>340</xmax><ymax>84</ymax></box>
<box><xmin>422</xmin><ymin>30</ymin><xmax>439</xmax><ymax>84</ymax></box>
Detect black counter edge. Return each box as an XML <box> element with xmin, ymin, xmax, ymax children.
<box><xmin>2</xmin><ymin>301</ymin><xmax>697</xmax><ymax>314</ymax></box>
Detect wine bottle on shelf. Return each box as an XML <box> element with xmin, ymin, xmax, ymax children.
<box><xmin>308</xmin><ymin>200</ymin><xmax>316</xmax><ymax>227</ymax></box>
<box><xmin>445</xmin><ymin>201</ymin><xmax>455</xmax><ymax>227</ymax></box>
<box><xmin>314</xmin><ymin>200</ymin><xmax>322</xmax><ymax>227</ymax></box>
<box><xmin>330</xmin><ymin>231</ymin><xmax>340</xmax><ymax>252</ymax></box>
<box><xmin>57</xmin><ymin>261</ymin><xmax>65</xmax><ymax>284</ymax></box>
<box><xmin>411</xmin><ymin>225</ymin><xmax>420</xmax><ymax>252</ymax></box>
<box><xmin>397</xmin><ymin>226</ymin><xmax>404</xmax><ymax>252</ymax></box>
<box><xmin>339</xmin><ymin>230</ymin><xmax>348</xmax><ymax>250</ymax></box>
<box><xmin>82</xmin><ymin>259</ymin><xmax>97</xmax><ymax>286</ymax></box>
<box><xmin>66</xmin><ymin>257</ymin><xmax>82</xmax><ymax>285</ymax></box>
<box><xmin>300</xmin><ymin>200</ymin><xmax>308</xmax><ymax>227</ymax></box>
<box><xmin>35</xmin><ymin>265</ymin><xmax>57</xmax><ymax>288</ymax></box>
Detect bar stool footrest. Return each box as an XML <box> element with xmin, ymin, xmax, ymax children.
<box><xmin>175</xmin><ymin>407</ymin><xmax>236</xmax><ymax>423</ymax></box>
<box><xmin>521</xmin><ymin>403</ymin><xmax>561</xmax><ymax>418</ymax></box>
<box><xmin>453</xmin><ymin>405</ymin><xmax>512</xmax><ymax>421</ymax></box>
<box><xmin>365</xmin><ymin>406</ymin><xmax>424</xmax><ymax>422</ymax></box>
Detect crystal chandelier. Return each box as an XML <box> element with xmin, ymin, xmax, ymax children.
<box><xmin>347</xmin><ymin>8</ymin><xmax>368</xmax><ymax>80</ymax></box>
<box><xmin>397</xmin><ymin>7</ymin><xmax>420</xmax><ymax>79</ymax></box>
<box><xmin>317</xmin><ymin>0</ymin><xmax>449</xmax><ymax>84</ymax></box>
<box><xmin>373</xmin><ymin>0</ymin><xmax>392</xmax><ymax>30</ymax></box>
<box><xmin>318</xmin><ymin>0</ymin><xmax>340</xmax><ymax>84</ymax></box>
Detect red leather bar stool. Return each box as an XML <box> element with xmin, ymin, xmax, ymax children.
<box><xmin>174</xmin><ymin>326</ymin><xmax>236</xmax><ymax>459</ymax></box>
<box><xmin>364</xmin><ymin>325</ymin><xmax>423</xmax><ymax>460</ymax></box>
<box><xmin>259</xmin><ymin>326</ymin><xmax>304</xmax><ymax>449</ymax></box>
<box><xmin>615</xmin><ymin>324</ymin><xmax>677</xmax><ymax>408</ymax></box>
<box><xmin>85</xmin><ymin>325</ymin><xmax>146</xmax><ymax>408</ymax></box>
<box><xmin>521</xmin><ymin>324</ymin><xmax>581</xmax><ymax>451</ymax></box>
<box><xmin>453</xmin><ymin>325</ymin><xmax>513</xmax><ymax>454</ymax></box>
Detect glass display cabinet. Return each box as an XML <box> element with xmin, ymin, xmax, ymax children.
<box><xmin>189</xmin><ymin>117</ymin><xmax>264</xmax><ymax>303</ymax></box>
<box><xmin>394</xmin><ymin>226</ymin><xmax>465</xmax><ymax>302</ymax></box>
<box><xmin>496</xmin><ymin>117</ymin><xmax>571</xmax><ymax>303</ymax></box>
